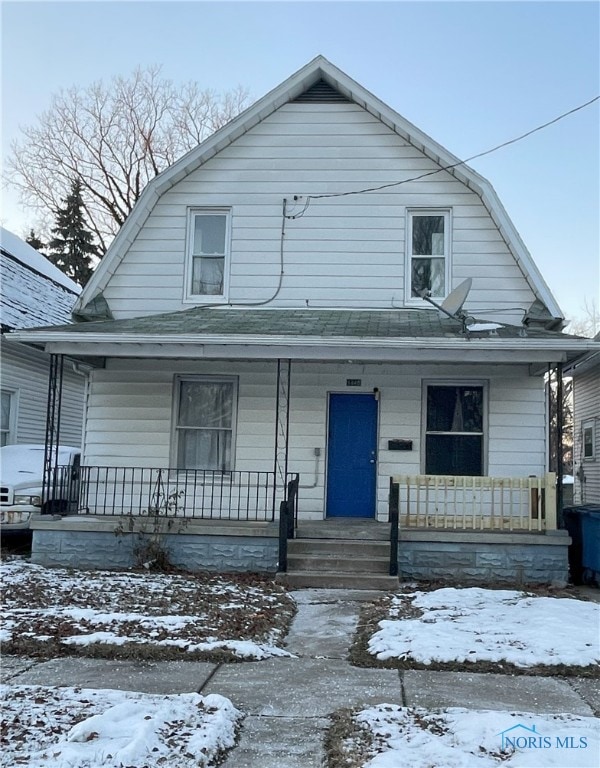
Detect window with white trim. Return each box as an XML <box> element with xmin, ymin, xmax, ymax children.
<box><xmin>582</xmin><ymin>419</ymin><xmax>595</xmax><ymax>460</ymax></box>
<box><xmin>424</xmin><ymin>383</ymin><xmax>485</xmax><ymax>475</ymax></box>
<box><xmin>174</xmin><ymin>377</ymin><xmax>237</xmax><ymax>470</ymax></box>
<box><xmin>186</xmin><ymin>209</ymin><xmax>230</xmax><ymax>300</ymax></box>
<box><xmin>0</xmin><ymin>390</ymin><xmax>16</xmax><ymax>446</ymax></box>
<box><xmin>407</xmin><ymin>210</ymin><xmax>450</xmax><ymax>300</ymax></box>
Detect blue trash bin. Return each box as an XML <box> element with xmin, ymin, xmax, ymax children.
<box><xmin>562</xmin><ymin>505</ymin><xmax>600</xmax><ymax>585</ymax></box>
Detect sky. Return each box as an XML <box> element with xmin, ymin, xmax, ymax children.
<box><xmin>1</xmin><ymin>0</ymin><xmax>599</xmax><ymax>324</ymax></box>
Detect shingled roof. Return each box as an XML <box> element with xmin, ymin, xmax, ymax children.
<box><xmin>0</xmin><ymin>228</ymin><xmax>80</xmax><ymax>332</ymax></box>
<box><xmin>18</xmin><ymin>306</ymin><xmax>582</xmax><ymax>342</ymax></box>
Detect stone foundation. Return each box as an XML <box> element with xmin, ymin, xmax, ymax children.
<box><xmin>398</xmin><ymin>530</ymin><xmax>570</xmax><ymax>586</ymax></box>
<box><xmin>30</xmin><ymin>516</ymin><xmax>278</xmax><ymax>573</ymax></box>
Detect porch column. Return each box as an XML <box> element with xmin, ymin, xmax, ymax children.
<box><xmin>273</xmin><ymin>358</ymin><xmax>292</xmax><ymax>510</ymax></box>
<box><xmin>555</xmin><ymin>362</ymin><xmax>564</xmax><ymax>521</ymax></box>
<box><xmin>42</xmin><ymin>353</ymin><xmax>64</xmax><ymax>506</ymax></box>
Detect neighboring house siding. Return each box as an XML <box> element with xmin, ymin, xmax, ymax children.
<box><xmin>83</xmin><ymin>359</ymin><xmax>546</xmax><ymax>519</ymax></box>
<box><xmin>1</xmin><ymin>341</ymin><xmax>85</xmax><ymax>447</ymax></box>
<box><xmin>103</xmin><ymin>103</ymin><xmax>536</xmax><ymax>321</ymax></box>
<box><xmin>573</xmin><ymin>366</ymin><xmax>600</xmax><ymax>505</ymax></box>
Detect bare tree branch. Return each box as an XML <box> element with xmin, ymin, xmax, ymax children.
<box><xmin>6</xmin><ymin>66</ymin><xmax>250</xmax><ymax>252</ymax></box>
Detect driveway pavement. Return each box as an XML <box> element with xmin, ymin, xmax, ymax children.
<box><xmin>3</xmin><ymin>587</ymin><xmax>599</xmax><ymax>768</ymax></box>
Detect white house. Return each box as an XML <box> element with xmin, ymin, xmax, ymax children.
<box><xmin>566</xmin><ymin>336</ymin><xmax>600</xmax><ymax>506</ymax></box>
<box><xmin>0</xmin><ymin>228</ymin><xmax>85</xmax><ymax>448</ymax></box>
<box><xmin>11</xmin><ymin>57</ymin><xmax>597</xmax><ymax>585</ymax></box>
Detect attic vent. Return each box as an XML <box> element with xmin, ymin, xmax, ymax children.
<box><xmin>293</xmin><ymin>79</ymin><xmax>350</xmax><ymax>103</ymax></box>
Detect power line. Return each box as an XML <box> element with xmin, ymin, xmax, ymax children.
<box><xmin>285</xmin><ymin>95</ymin><xmax>599</xmax><ymax>215</ymax></box>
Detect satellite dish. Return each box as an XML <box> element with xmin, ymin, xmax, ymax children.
<box><xmin>418</xmin><ymin>278</ymin><xmax>473</xmax><ymax>332</ymax></box>
<box><xmin>440</xmin><ymin>278</ymin><xmax>472</xmax><ymax>316</ymax></box>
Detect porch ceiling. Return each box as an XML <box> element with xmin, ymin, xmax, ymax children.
<box><xmin>8</xmin><ymin>308</ymin><xmax>597</xmax><ymax>365</ymax></box>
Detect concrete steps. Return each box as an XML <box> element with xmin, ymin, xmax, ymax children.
<box><xmin>278</xmin><ymin>535</ymin><xmax>398</xmax><ymax>590</ymax></box>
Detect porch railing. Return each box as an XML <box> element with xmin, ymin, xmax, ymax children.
<box><xmin>390</xmin><ymin>473</ymin><xmax>557</xmax><ymax>532</ymax></box>
<box><xmin>68</xmin><ymin>466</ymin><xmax>290</xmax><ymax>522</ymax></box>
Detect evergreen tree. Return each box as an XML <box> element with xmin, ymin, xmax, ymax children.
<box><xmin>48</xmin><ymin>180</ymin><xmax>99</xmax><ymax>286</ymax></box>
<box><xmin>25</xmin><ymin>229</ymin><xmax>47</xmax><ymax>256</ymax></box>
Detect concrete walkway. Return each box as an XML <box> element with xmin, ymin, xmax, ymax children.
<box><xmin>3</xmin><ymin>588</ymin><xmax>599</xmax><ymax>768</ymax></box>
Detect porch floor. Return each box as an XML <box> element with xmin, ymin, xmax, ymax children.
<box><xmin>295</xmin><ymin>519</ymin><xmax>390</xmax><ymax>541</ymax></box>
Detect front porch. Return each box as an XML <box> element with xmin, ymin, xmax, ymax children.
<box><xmin>33</xmin><ymin>466</ymin><xmax>570</xmax><ymax>586</ymax></box>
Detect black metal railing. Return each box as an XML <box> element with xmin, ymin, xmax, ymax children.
<box><xmin>69</xmin><ymin>466</ymin><xmax>292</xmax><ymax>522</ymax></box>
<box><xmin>389</xmin><ymin>477</ymin><xmax>399</xmax><ymax>576</ymax></box>
<box><xmin>277</xmin><ymin>474</ymin><xmax>300</xmax><ymax>573</ymax></box>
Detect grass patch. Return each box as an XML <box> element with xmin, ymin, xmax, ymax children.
<box><xmin>325</xmin><ymin>708</ymin><xmax>373</xmax><ymax>768</ymax></box>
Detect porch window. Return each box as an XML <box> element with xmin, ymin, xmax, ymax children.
<box><xmin>582</xmin><ymin>419</ymin><xmax>595</xmax><ymax>460</ymax></box>
<box><xmin>1</xmin><ymin>390</ymin><xmax>15</xmax><ymax>446</ymax></box>
<box><xmin>185</xmin><ymin>209</ymin><xmax>230</xmax><ymax>300</ymax></box>
<box><xmin>407</xmin><ymin>210</ymin><xmax>450</xmax><ymax>299</ymax></box>
<box><xmin>424</xmin><ymin>384</ymin><xmax>484</xmax><ymax>475</ymax></box>
<box><xmin>174</xmin><ymin>378</ymin><xmax>237</xmax><ymax>470</ymax></box>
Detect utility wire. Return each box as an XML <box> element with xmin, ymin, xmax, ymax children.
<box><xmin>285</xmin><ymin>95</ymin><xmax>600</xmax><ymax>215</ymax></box>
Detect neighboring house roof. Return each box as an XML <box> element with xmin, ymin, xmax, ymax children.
<box><xmin>564</xmin><ymin>332</ymin><xmax>600</xmax><ymax>377</ymax></box>
<box><xmin>0</xmin><ymin>227</ymin><xmax>81</xmax><ymax>331</ymax></box>
<box><xmin>74</xmin><ymin>55</ymin><xmax>563</xmax><ymax>322</ymax></box>
<box><xmin>12</xmin><ymin>307</ymin><xmax>595</xmax><ymax>364</ymax></box>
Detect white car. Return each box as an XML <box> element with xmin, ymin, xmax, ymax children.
<box><xmin>0</xmin><ymin>444</ymin><xmax>81</xmax><ymax>533</ymax></box>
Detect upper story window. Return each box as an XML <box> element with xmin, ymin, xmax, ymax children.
<box><xmin>407</xmin><ymin>210</ymin><xmax>451</xmax><ymax>300</ymax></box>
<box><xmin>185</xmin><ymin>209</ymin><xmax>230</xmax><ymax>301</ymax></box>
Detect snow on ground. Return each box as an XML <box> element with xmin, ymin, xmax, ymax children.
<box><xmin>369</xmin><ymin>587</ymin><xmax>600</xmax><ymax>667</ymax></box>
<box><xmin>0</xmin><ymin>684</ymin><xmax>241</xmax><ymax>768</ymax></box>
<box><xmin>1</xmin><ymin>559</ymin><xmax>295</xmax><ymax>660</ymax></box>
<box><xmin>351</xmin><ymin>706</ymin><xmax>600</xmax><ymax>768</ymax></box>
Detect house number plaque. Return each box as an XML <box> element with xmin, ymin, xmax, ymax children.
<box><xmin>346</xmin><ymin>379</ymin><xmax>362</xmax><ymax>386</ymax></box>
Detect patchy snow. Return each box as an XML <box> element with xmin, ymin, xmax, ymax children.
<box><xmin>1</xmin><ymin>559</ymin><xmax>295</xmax><ymax>661</ymax></box>
<box><xmin>369</xmin><ymin>588</ymin><xmax>600</xmax><ymax>667</ymax></box>
<box><xmin>353</xmin><ymin>706</ymin><xmax>599</xmax><ymax>768</ymax></box>
<box><xmin>0</xmin><ymin>684</ymin><xmax>241</xmax><ymax>768</ymax></box>
<box><xmin>0</xmin><ymin>227</ymin><xmax>80</xmax><ymax>293</ymax></box>
<box><xmin>467</xmin><ymin>322</ymin><xmax>503</xmax><ymax>332</ymax></box>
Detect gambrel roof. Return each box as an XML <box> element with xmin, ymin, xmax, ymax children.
<box><xmin>75</xmin><ymin>56</ymin><xmax>563</xmax><ymax>322</ymax></box>
<box><xmin>0</xmin><ymin>228</ymin><xmax>80</xmax><ymax>332</ymax></box>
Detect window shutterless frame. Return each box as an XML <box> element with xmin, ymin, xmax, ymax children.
<box><xmin>183</xmin><ymin>208</ymin><xmax>231</xmax><ymax>303</ymax></box>
<box><xmin>582</xmin><ymin>419</ymin><xmax>596</xmax><ymax>460</ymax></box>
<box><xmin>0</xmin><ymin>389</ymin><xmax>18</xmax><ymax>447</ymax></box>
<box><xmin>420</xmin><ymin>379</ymin><xmax>488</xmax><ymax>476</ymax></box>
<box><xmin>171</xmin><ymin>375</ymin><xmax>238</xmax><ymax>471</ymax></box>
<box><xmin>405</xmin><ymin>209</ymin><xmax>451</xmax><ymax>303</ymax></box>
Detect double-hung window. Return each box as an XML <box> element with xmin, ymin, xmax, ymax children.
<box><xmin>424</xmin><ymin>383</ymin><xmax>485</xmax><ymax>476</ymax></box>
<box><xmin>407</xmin><ymin>210</ymin><xmax>450</xmax><ymax>299</ymax></box>
<box><xmin>582</xmin><ymin>419</ymin><xmax>595</xmax><ymax>460</ymax></box>
<box><xmin>174</xmin><ymin>377</ymin><xmax>237</xmax><ymax>471</ymax></box>
<box><xmin>1</xmin><ymin>390</ymin><xmax>16</xmax><ymax>446</ymax></box>
<box><xmin>186</xmin><ymin>209</ymin><xmax>230</xmax><ymax>300</ymax></box>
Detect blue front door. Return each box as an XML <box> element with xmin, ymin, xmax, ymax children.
<box><xmin>326</xmin><ymin>393</ymin><xmax>378</xmax><ymax>518</ymax></box>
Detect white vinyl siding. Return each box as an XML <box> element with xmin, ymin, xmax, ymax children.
<box><xmin>0</xmin><ymin>341</ymin><xmax>85</xmax><ymax>447</ymax></box>
<box><xmin>83</xmin><ymin>359</ymin><xmax>546</xmax><ymax>521</ymax></box>
<box><xmin>103</xmin><ymin>103</ymin><xmax>538</xmax><ymax>322</ymax></box>
<box><xmin>572</xmin><ymin>367</ymin><xmax>600</xmax><ymax>504</ymax></box>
